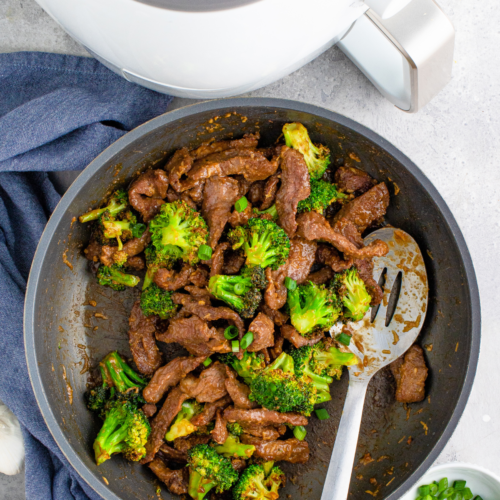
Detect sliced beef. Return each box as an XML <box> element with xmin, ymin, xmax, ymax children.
<box><xmin>142</xmin><ymin>387</ymin><xmax>189</xmax><ymax>464</ymax></box>
<box><xmin>173</xmin><ymin>435</ymin><xmax>211</xmax><ymax>455</ymax></box>
<box><xmin>185</xmin><ymin>180</ymin><xmax>205</xmax><ymax>204</ymax></box>
<box><xmin>280</xmin><ymin>325</ymin><xmax>324</xmax><ymax>349</ymax></box>
<box><xmin>165</xmin><ymin>148</ymin><xmax>193</xmax><ymax>192</ymax></box>
<box><xmin>390</xmin><ymin>345</ymin><xmax>428</xmax><ymax>403</ymax></box>
<box><xmin>287</xmin><ymin>237</ymin><xmax>317</xmax><ymax>284</ymax></box>
<box><xmin>332</xmin><ymin>183</ymin><xmax>390</xmax><ymax>233</ymax></box>
<box><xmin>184</xmin><ymin>285</ymin><xmax>213</xmax><ymax>302</ymax></box>
<box><xmin>202</xmin><ymin>176</ymin><xmax>240</xmax><ymax>248</ymax></box>
<box><xmin>275</xmin><ymin>147</ymin><xmax>310</xmax><ymax>238</ymax></box>
<box><xmin>128</xmin><ymin>301</ymin><xmax>162</xmax><ymax>376</ymax></box>
<box><xmin>306</xmin><ymin>266</ymin><xmax>334</xmax><ymax>285</ymax></box>
<box><xmin>190</xmin><ymin>133</ymin><xmax>259</xmax><ymax>161</ymax></box>
<box><xmin>128</xmin><ymin>169</ymin><xmax>169</xmax><ymax>222</ymax></box>
<box><xmin>125</xmin><ymin>255</ymin><xmax>145</xmax><ymax>270</ymax></box>
<box><xmin>316</xmin><ymin>244</ymin><xmax>353</xmax><ymax>272</ymax></box>
<box><xmin>224</xmin><ymin>408</ymin><xmax>308</xmax><ymax>427</ymax></box>
<box><xmin>100</xmin><ymin>229</ymin><xmax>151</xmax><ymax>267</ymax></box>
<box><xmin>264</xmin><ymin>267</ymin><xmax>287</xmax><ymax>311</ymax></box>
<box><xmin>157</xmin><ymin>316</ymin><xmax>230</xmax><ymax>357</ymax></box>
<box><xmin>354</xmin><ymin>257</ymin><xmax>384</xmax><ymax>306</ymax></box>
<box><xmin>143</xmin><ymin>356</ymin><xmax>206</xmax><ymax>404</ymax></box>
<box><xmin>247</xmin><ymin>313</ymin><xmax>275</xmax><ymax>352</ymax></box>
<box><xmin>225</xmin><ymin>366</ymin><xmax>257</xmax><ymax>409</ymax></box>
<box><xmin>179</xmin><ymin>362</ymin><xmax>228</xmax><ymax>403</ymax></box>
<box><xmin>269</xmin><ymin>333</ymin><xmax>284</xmax><ymax>361</ymax></box>
<box><xmin>247</xmin><ymin>181</ymin><xmax>266</xmax><ymax>205</ymax></box>
<box><xmin>190</xmin><ymin>395</ymin><xmax>232</xmax><ymax>427</ymax></box>
<box><xmin>332</xmin><ymin>217</ymin><xmax>365</xmax><ymax>248</ymax></box>
<box><xmin>158</xmin><ymin>443</ymin><xmax>188</xmax><ymax>464</ymax></box>
<box><xmin>211</xmin><ymin>409</ymin><xmax>229</xmax><ymax>445</ymax></box>
<box><xmin>149</xmin><ymin>458</ymin><xmax>189</xmax><ymax>495</ymax></box>
<box><xmin>231</xmin><ymin>458</ymin><xmax>247</xmax><ymax>473</ymax></box>
<box><xmin>241</xmin><ymin>437</ymin><xmax>309</xmax><ymax>464</ymax></box>
<box><xmin>240</xmin><ymin>425</ymin><xmax>282</xmax><ymax>441</ymax></box>
<box><xmin>142</xmin><ymin>403</ymin><xmax>157</xmax><ymax>418</ymax></box>
<box><xmin>261</xmin><ymin>173</ymin><xmax>280</xmax><ymax>210</ymax></box>
<box><xmin>210</xmin><ymin>242</ymin><xmax>230</xmax><ymax>277</ymax></box>
<box><xmin>222</xmin><ymin>251</ymin><xmax>246</xmax><ymax>275</ymax></box>
<box><xmin>334</xmin><ymin>165</ymin><xmax>376</xmax><ymax>194</ymax></box>
<box><xmin>84</xmin><ymin>240</ymin><xmax>101</xmax><ymax>263</ymax></box>
<box><xmin>259</xmin><ymin>304</ymin><xmax>289</xmax><ymax>326</ymax></box>
<box><xmin>154</xmin><ymin>264</ymin><xmax>208</xmax><ymax>291</ymax></box>
<box><xmin>228</xmin><ymin>202</ymin><xmax>253</xmax><ymax>228</ymax></box>
<box><xmin>296</xmin><ymin>211</ymin><xmax>389</xmax><ymax>259</ymax></box>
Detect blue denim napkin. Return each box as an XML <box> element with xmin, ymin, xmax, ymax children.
<box><xmin>0</xmin><ymin>51</ymin><xmax>172</xmax><ymax>500</ymax></box>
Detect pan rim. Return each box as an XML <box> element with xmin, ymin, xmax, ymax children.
<box><xmin>24</xmin><ymin>97</ymin><xmax>481</xmax><ymax>500</ymax></box>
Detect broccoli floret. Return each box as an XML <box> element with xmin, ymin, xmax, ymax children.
<box><xmin>332</xmin><ymin>268</ymin><xmax>372</xmax><ymax>321</ymax></box>
<box><xmin>249</xmin><ymin>352</ymin><xmax>316</xmax><ymax>415</ymax></box>
<box><xmin>214</xmin><ymin>434</ymin><xmax>255</xmax><ymax>459</ymax></box>
<box><xmin>140</xmin><ymin>283</ymin><xmax>178</xmax><ymax>319</ymax></box>
<box><xmin>227</xmin><ymin>422</ymin><xmax>244</xmax><ymax>437</ymax></box>
<box><xmin>93</xmin><ymin>399</ymin><xmax>150</xmax><ymax>465</ymax></box>
<box><xmin>283</xmin><ymin>123</ymin><xmax>330</xmax><ymax>180</ymax></box>
<box><xmin>98</xmin><ymin>210</ymin><xmax>137</xmax><ymax>251</ymax></box>
<box><xmin>165</xmin><ymin>400</ymin><xmax>202</xmax><ymax>441</ymax></box>
<box><xmin>79</xmin><ymin>189</ymin><xmax>129</xmax><ymax>224</ymax></box>
<box><xmin>252</xmin><ymin>204</ymin><xmax>278</xmax><ymax>221</ymax></box>
<box><xmin>208</xmin><ymin>274</ymin><xmax>262</xmax><ymax>318</ymax></box>
<box><xmin>86</xmin><ymin>384</ymin><xmax>112</xmax><ymax>416</ymax></box>
<box><xmin>240</xmin><ymin>265</ymin><xmax>268</xmax><ymax>289</ymax></box>
<box><xmin>96</xmin><ymin>265</ymin><xmax>140</xmax><ymax>291</ymax></box>
<box><xmin>218</xmin><ymin>351</ymin><xmax>266</xmax><ymax>385</ymax></box>
<box><xmin>287</xmin><ymin>281</ymin><xmax>341</xmax><ymax>336</ymax></box>
<box><xmin>149</xmin><ymin>200</ymin><xmax>208</xmax><ymax>265</ymax></box>
<box><xmin>143</xmin><ymin>244</ymin><xmax>176</xmax><ymax>289</ymax></box>
<box><xmin>289</xmin><ymin>346</ymin><xmax>333</xmax><ymax>404</ymax></box>
<box><xmin>228</xmin><ymin>218</ymin><xmax>290</xmax><ymax>271</ymax></box>
<box><xmin>310</xmin><ymin>340</ymin><xmax>358</xmax><ymax>380</ymax></box>
<box><xmin>233</xmin><ymin>463</ymin><xmax>285</xmax><ymax>500</ymax></box>
<box><xmin>187</xmin><ymin>444</ymin><xmax>238</xmax><ymax>500</ymax></box>
<box><xmin>297</xmin><ymin>179</ymin><xmax>347</xmax><ymax>214</ymax></box>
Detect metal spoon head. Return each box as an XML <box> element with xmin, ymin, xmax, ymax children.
<box><xmin>336</xmin><ymin>227</ymin><xmax>429</xmax><ymax>382</ymax></box>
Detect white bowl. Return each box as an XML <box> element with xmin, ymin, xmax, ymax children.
<box><xmin>401</xmin><ymin>463</ymin><xmax>500</xmax><ymax>500</ymax></box>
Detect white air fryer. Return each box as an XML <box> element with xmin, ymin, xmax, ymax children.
<box><xmin>35</xmin><ymin>0</ymin><xmax>454</xmax><ymax>112</ymax></box>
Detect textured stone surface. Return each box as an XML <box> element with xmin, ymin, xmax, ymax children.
<box><xmin>1</xmin><ymin>0</ymin><xmax>499</xmax><ymax>496</ymax></box>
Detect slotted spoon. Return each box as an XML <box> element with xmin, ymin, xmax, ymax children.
<box><xmin>321</xmin><ymin>227</ymin><xmax>429</xmax><ymax>500</ymax></box>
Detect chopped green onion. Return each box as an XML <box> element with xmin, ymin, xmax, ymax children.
<box><xmin>284</xmin><ymin>277</ymin><xmax>297</xmax><ymax>291</ymax></box>
<box><xmin>315</xmin><ymin>408</ymin><xmax>330</xmax><ymax>420</ymax></box>
<box><xmin>224</xmin><ymin>326</ymin><xmax>239</xmax><ymax>340</ymax></box>
<box><xmin>437</xmin><ymin>478</ymin><xmax>449</xmax><ymax>493</ymax></box>
<box><xmin>234</xmin><ymin>283</ymin><xmax>246</xmax><ymax>295</ymax></box>
<box><xmin>337</xmin><ymin>332</ymin><xmax>351</xmax><ymax>346</ymax></box>
<box><xmin>419</xmin><ymin>486</ymin><xmax>430</xmax><ymax>496</ymax></box>
<box><xmin>451</xmin><ymin>493</ymin><xmax>463</xmax><ymax>500</ymax></box>
<box><xmin>240</xmin><ymin>332</ymin><xmax>254</xmax><ymax>350</ymax></box>
<box><xmin>198</xmin><ymin>244</ymin><xmax>213</xmax><ymax>261</ymax></box>
<box><xmin>474</xmin><ymin>496</ymin><xmax>483</xmax><ymax>500</ymax></box>
<box><xmin>453</xmin><ymin>481</ymin><xmax>466</xmax><ymax>491</ymax></box>
<box><xmin>439</xmin><ymin>487</ymin><xmax>455</xmax><ymax>499</ymax></box>
<box><xmin>429</xmin><ymin>484</ymin><xmax>438</xmax><ymax>495</ymax></box>
<box><xmin>131</xmin><ymin>223</ymin><xmax>146</xmax><ymax>238</ymax></box>
<box><xmin>203</xmin><ymin>358</ymin><xmax>212</xmax><ymax>367</ymax></box>
<box><xmin>293</xmin><ymin>426</ymin><xmax>307</xmax><ymax>441</ymax></box>
<box><xmin>232</xmin><ymin>340</ymin><xmax>240</xmax><ymax>353</ymax></box>
<box><xmin>462</xmin><ymin>488</ymin><xmax>473</xmax><ymax>500</ymax></box>
<box><xmin>235</xmin><ymin>196</ymin><xmax>248</xmax><ymax>213</ymax></box>
<box><xmin>423</xmin><ymin>496</ymin><xmax>434</xmax><ymax>500</ymax></box>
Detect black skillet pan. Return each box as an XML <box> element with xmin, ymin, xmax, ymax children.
<box><xmin>24</xmin><ymin>98</ymin><xmax>480</xmax><ymax>500</ymax></box>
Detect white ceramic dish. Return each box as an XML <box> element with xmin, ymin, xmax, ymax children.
<box><xmin>401</xmin><ymin>463</ymin><xmax>500</xmax><ymax>500</ymax></box>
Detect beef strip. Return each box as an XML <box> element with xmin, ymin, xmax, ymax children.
<box><xmin>224</xmin><ymin>408</ymin><xmax>308</xmax><ymax>427</ymax></box>
<box><xmin>184</xmin><ymin>285</ymin><xmax>213</xmax><ymax>302</ymax></box>
<box><xmin>332</xmin><ymin>183</ymin><xmax>390</xmax><ymax>233</ymax></box>
<box><xmin>185</xmin><ymin>180</ymin><xmax>205</xmax><ymax>204</ymax></box>
<box><xmin>316</xmin><ymin>244</ymin><xmax>353</xmax><ymax>272</ymax></box>
<box><xmin>332</xmin><ymin>217</ymin><xmax>365</xmax><ymax>248</ymax></box>
<box><xmin>306</xmin><ymin>266</ymin><xmax>334</xmax><ymax>285</ymax></box>
<box><xmin>247</xmin><ymin>313</ymin><xmax>275</xmax><ymax>352</ymax></box>
<box><xmin>240</xmin><ymin>425</ymin><xmax>282</xmax><ymax>441</ymax></box>
<box><xmin>287</xmin><ymin>237</ymin><xmax>317</xmax><ymax>284</ymax></box>
<box><xmin>142</xmin><ymin>403</ymin><xmax>157</xmax><ymax>418</ymax></box>
<box><xmin>158</xmin><ymin>443</ymin><xmax>188</xmax><ymax>463</ymax></box>
<box><xmin>334</xmin><ymin>165</ymin><xmax>376</xmax><ymax>194</ymax></box>
<box><xmin>157</xmin><ymin>316</ymin><xmax>231</xmax><ymax>357</ymax></box>
<box><xmin>225</xmin><ymin>366</ymin><xmax>257</xmax><ymax>409</ymax></box>
<box><xmin>231</xmin><ymin>458</ymin><xmax>247</xmax><ymax>473</ymax></box>
<box><xmin>128</xmin><ymin>301</ymin><xmax>162</xmax><ymax>376</ymax></box>
<box><xmin>143</xmin><ymin>356</ymin><xmax>206</xmax><ymax>404</ymax></box>
<box><xmin>228</xmin><ymin>202</ymin><xmax>253</xmax><ymax>228</ymax></box>
<box><xmin>190</xmin><ymin>133</ymin><xmax>260</xmax><ymax>161</ymax></box>
<box><xmin>260</xmin><ymin>173</ymin><xmax>280</xmax><ymax>210</ymax></box>
<box><xmin>211</xmin><ymin>409</ymin><xmax>229</xmax><ymax>445</ymax></box>
<box><xmin>259</xmin><ymin>304</ymin><xmax>289</xmax><ymax>327</ymax></box>
<box><xmin>202</xmin><ymin>176</ymin><xmax>240</xmax><ymax>248</ymax></box>
<box><xmin>190</xmin><ymin>395</ymin><xmax>232</xmax><ymax>427</ymax></box>
<box><xmin>142</xmin><ymin>387</ymin><xmax>189</xmax><ymax>464</ymax></box>
<box><xmin>354</xmin><ymin>257</ymin><xmax>384</xmax><ymax>306</ymax></box>
<box><xmin>222</xmin><ymin>251</ymin><xmax>246</xmax><ymax>275</ymax></box>
<box><xmin>280</xmin><ymin>324</ymin><xmax>324</xmax><ymax>349</ymax></box>
<box><xmin>269</xmin><ymin>333</ymin><xmax>284</xmax><ymax>360</ymax></box>
<box><xmin>154</xmin><ymin>264</ymin><xmax>208</xmax><ymax>291</ymax></box>
<box><xmin>84</xmin><ymin>240</ymin><xmax>101</xmax><ymax>262</ymax></box>
<box><xmin>100</xmin><ymin>229</ymin><xmax>151</xmax><ymax>267</ymax></box>
<box><xmin>241</xmin><ymin>437</ymin><xmax>309</xmax><ymax>464</ymax></box>
<box><xmin>149</xmin><ymin>458</ymin><xmax>189</xmax><ymax>495</ymax></box>
<box><xmin>264</xmin><ymin>267</ymin><xmax>288</xmax><ymax>311</ymax></box>
<box><xmin>179</xmin><ymin>362</ymin><xmax>228</xmax><ymax>403</ymax></box>
<box><xmin>247</xmin><ymin>181</ymin><xmax>266</xmax><ymax>205</ymax></box>
<box><xmin>210</xmin><ymin>242</ymin><xmax>230</xmax><ymax>277</ymax></box>
<box><xmin>165</xmin><ymin>148</ymin><xmax>193</xmax><ymax>192</ymax></box>
<box><xmin>275</xmin><ymin>147</ymin><xmax>310</xmax><ymax>238</ymax></box>
<box><xmin>125</xmin><ymin>255</ymin><xmax>145</xmax><ymax>270</ymax></box>
<box><xmin>390</xmin><ymin>345</ymin><xmax>428</xmax><ymax>403</ymax></box>
<box><xmin>128</xmin><ymin>169</ymin><xmax>169</xmax><ymax>222</ymax></box>
<box><xmin>173</xmin><ymin>435</ymin><xmax>211</xmax><ymax>455</ymax></box>
<box><xmin>296</xmin><ymin>211</ymin><xmax>389</xmax><ymax>259</ymax></box>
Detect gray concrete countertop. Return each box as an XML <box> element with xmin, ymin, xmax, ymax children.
<box><xmin>1</xmin><ymin>0</ymin><xmax>499</xmax><ymax>497</ymax></box>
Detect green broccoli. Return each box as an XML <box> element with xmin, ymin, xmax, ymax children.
<box><xmin>309</xmin><ymin>340</ymin><xmax>358</xmax><ymax>381</ymax></box>
<box><xmin>283</xmin><ymin>123</ymin><xmax>330</xmax><ymax>180</ymax></box>
<box><xmin>228</xmin><ymin>218</ymin><xmax>290</xmax><ymax>271</ymax></box>
<box><xmin>165</xmin><ymin>400</ymin><xmax>202</xmax><ymax>441</ymax></box>
<box><xmin>233</xmin><ymin>463</ymin><xmax>285</xmax><ymax>500</ymax></box>
<box><xmin>218</xmin><ymin>351</ymin><xmax>266</xmax><ymax>385</ymax></box>
<box><xmin>98</xmin><ymin>209</ymin><xmax>140</xmax><ymax>251</ymax></box>
<box><xmin>240</xmin><ymin>265</ymin><xmax>268</xmax><ymax>289</ymax></box>
<box><xmin>140</xmin><ymin>283</ymin><xmax>178</xmax><ymax>319</ymax></box>
<box><xmin>214</xmin><ymin>434</ymin><xmax>255</xmax><ymax>459</ymax></box>
<box><xmin>96</xmin><ymin>265</ymin><xmax>140</xmax><ymax>291</ymax></box>
<box><xmin>93</xmin><ymin>399</ymin><xmax>150</xmax><ymax>465</ymax></box>
<box><xmin>287</xmin><ymin>281</ymin><xmax>341</xmax><ymax>336</ymax></box>
<box><xmin>187</xmin><ymin>444</ymin><xmax>238</xmax><ymax>500</ymax></box>
<box><xmin>252</xmin><ymin>204</ymin><xmax>278</xmax><ymax>221</ymax></box>
<box><xmin>332</xmin><ymin>268</ymin><xmax>372</xmax><ymax>321</ymax></box>
<box><xmin>249</xmin><ymin>352</ymin><xmax>316</xmax><ymax>415</ymax></box>
<box><xmin>227</xmin><ymin>422</ymin><xmax>244</xmax><ymax>437</ymax></box>
<box><xmin>143</xmin><ymin>244</ymin><xmax>175</xmax><ymax>289</ymax></box>
<box><xmin>149</xmin><ymin>200</ymin><xmax>208</xmax><ymax>265</ymax></box>
<box><xmin>79</xmin><ymin>189</ymin><xmax>129</xmax><ymax>224</ymax></box>
<box><xmin>208</xmin><ymin>274</ymin><xmax>262</xmax><ymax>319</ymax></box>
<box><xmin>297</xmin><ymin>179</ymin><xmax>347</xmax><ymax>214</ymax></box>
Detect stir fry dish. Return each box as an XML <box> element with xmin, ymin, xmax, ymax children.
<box><xmin>81</xmin><ymin>123</ymin><xmax>429</xmax><ymax>498</ymax></box>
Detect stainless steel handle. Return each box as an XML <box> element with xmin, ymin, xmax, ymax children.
<box><xmin>338</xmin><ymin>0</ymin><xmax>455</xmax><ymax>112</ymax></box>
<box><xmin>320</xmin><ymin>378</ymin><xmax>369</xmax><ymax>500</ymax></box>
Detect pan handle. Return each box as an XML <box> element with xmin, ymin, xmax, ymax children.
<box><xmin>320</xmin><ymin>377</ymin><xmax>369</xmax><ymax>500</ymax></box>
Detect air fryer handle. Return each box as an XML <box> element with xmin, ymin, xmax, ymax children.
<box><xmin>338</xmin><ymin>0</ymin><xmax>455</xmax><ymax>112</ymax></box>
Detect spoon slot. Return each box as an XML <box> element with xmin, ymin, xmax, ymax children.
<box><xmin>370</xmin><ymin>267</ymin><xmax>387</xmax><ymax>323</ymax></box>
<box><xmin>385</xmin><ymin>271</ymin><xmax>403</xmax><ymax>327</ymax></box>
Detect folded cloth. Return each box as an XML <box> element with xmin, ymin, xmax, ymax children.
<box><xmin>0</xmin><ymin>51</ymin><xmax>172</xmax><ymax>500</ymax></box>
